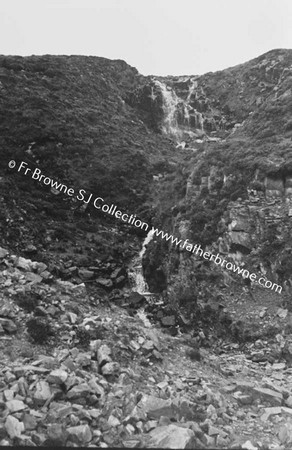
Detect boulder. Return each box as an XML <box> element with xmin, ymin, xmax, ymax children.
<box><xmin>147</xmin><ymin>424</ymin><xmax>195</xmax><ymax>448</ymax></box>
<box><xmin>0</xmin><ymin>318</ymin><xmax>17</xmax><ymax>334</ymax></box>
<box><xmin>67</xmin><ymin>383</ymin><xmax>91</xmax><ymax>400</ymax></box>
<box><xmin>6</xmin><ymin>399</ymin><xmax>27</xmax><ymax>413</ymax></box>
<box><xmin>33</xmin><ymin>381</ymin><xmax>51</xmax><ymax>405</ymax></box>
<box><xmin>66</xmin><ymin>424</ymin><xmax>92</xmax><ymax>444</ymax></box>
<box><xmin>96</xmin><ymin>278</ymin><xmax>113</xmax><ymax>288</ymax></box>
<box><xmin>97</xmin><ymin>344</ymin><xmax>112</xmax><ymax>366</ymax></box>
<box><xmin>47</xmin><ymin>369</ymin><xmax>68</xmax><ymax>384</ymax></box>
<box><xmin>78</xmin><ymin>269</ymin><xmax>94</xmax><ymax>280</ymax></box>
<box><xmin>0</xmin><ymin>248</ymin><xmax>8</xmax><ymax>259</ymax></box>
<box><xmin>253</xmin><ymin>387</ymin><xmax>283</xmax><ymax>406</ymax></box>
<box><xmin>16</xmin><ymin>257</ymin><xmax>33</xmax><ymax>271</ymax></box>
<box><xmin>161</xmin><ymin>315</ymin><xmax>176</xmax><ymax>327</ymax></box>
<box><xmin>5</xmin><ymin>415</ymin><xmax>24</xmax><ymax>439</ymax></box>
<box><xmin>101</xmin><ymin>362</ymin><xmax>120</xmax><ymax>377</ymax></box>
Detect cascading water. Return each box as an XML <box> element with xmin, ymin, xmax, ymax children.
<box><xmin>128</xmin><ymin>229</ymin><xmax>155</xmax><ymax>295</ymax></box>
<box><xmin>154</xmin><ymin>77</ymin><xmax>204</xmax><ymax>138</ymax></box>
<box><xmin>154</xmin><ymin>79</ymin><xmax>181</xmax><ymax>136</ymax></box>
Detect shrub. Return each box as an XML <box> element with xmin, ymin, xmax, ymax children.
<box><xmin>26</xmin><ymin>317</ymin><xmax>53</xmax><ymax>344</ymax></box>
<box><xmin>75</xmin><ymin>327</ymin><xmax>91</xmax><ymax>348</ymax></box>
<box><xmin>14</xmin><ymin>292</ymin><xmax>39</xmax><ymax>312</ymax></box>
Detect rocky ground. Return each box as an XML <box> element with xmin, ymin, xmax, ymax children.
<box><xmin>1</xmin><ymin>246</ymin><xmax>292</xmax><ymax>448</ymax></box>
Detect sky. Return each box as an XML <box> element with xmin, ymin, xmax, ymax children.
<box><xmin>1</xmin><ymin>0</ymin><xmax>291</xmax><ymax>76</ymax></box>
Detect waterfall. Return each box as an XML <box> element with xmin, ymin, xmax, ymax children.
<box><xmin>154</xmin><ymin>77</ymin><xmax>204</xmax><ymax>138</ymax></box>
<box><xmin>128</xmin><ymin>229</ymin><xmax>155</xmax><ymax>295</ymax></box>
<box><xmin>154</xmin><ymin>79</ymin><xmax>181</xmax><ymax>136</ymax></box>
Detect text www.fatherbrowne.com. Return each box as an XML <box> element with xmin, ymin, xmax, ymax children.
<box><xmin>12</xmin><ymin>160</ymin><xmax>282</xmax><ymax>294</ymax></box>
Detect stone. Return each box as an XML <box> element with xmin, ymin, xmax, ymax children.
<box><xmin>253</xmin><ymin>387</ymin><xmax>283</xmax><ymax>406</ymax></box>
<box><xmin>0</xmin><ymin>318</ymin><xmax>17</xmax><ymax>333</ymax></box>
<box><xmin>101</xmin><ymin>362</ymin><xmax>120</xmax><ymax>376</ymax></box>
<box><xmin>66</xmin><ymin>424</ymin><xmax>92</xmax><ymax>443</ymax></box>
<box><xmin>96</xmin><ymin>278</ymin><xmax>113</xmax><ymax>288</ymax></box>
<box><xmin>47</xmin><ymin>369</ymin><xmax>68</xmax><ymax>384</ymax></box>
<box><xmin>110</xmin><ymin>267</ymin><xmax>124</xmax><ymax>279</ymax></box>
<box><xmin>272</xmin><ymin>362</ymin><xmax>286</xmax><ymax>370</ymax></box>
<box><xmin>242</xmin><ymin>440</ymin><xmax>258</xmax><ymax>450</ymax></box>
<box><xmin>97</xmin><ymin>344</ymin><xmax>112</xmax><ymax>366</ymax></box>
<box><xmin>161</xmin><ymin>315</ymin><xmax>176</xmax><ymax>326</ymax></box>
<box><xmin>208</xmin><ymin>424</ymin><xmax>222</xmax><ymax>436</ymax></box>
<box><xmin>25</xmin><ymin>272</ymin><xmax>42</xmax><ymax>283</ymax></box>
<box><xmin>285</xmin><ymin>396</ymin><xmax>292</xmax><ymax>408</ymax></box>
<box><xmin>24</xmin><ymin>244</ymin><xmax>37</xmax><ymax>254</ymax></box>
<box><xmin>4</xmin><ymin>372</ymin><xmax>16</xmax><ymax>383</ymax></box>
<box><xmin>67</xmin><ymin>312</ymin><xmax>78</xmax><ymax>324</ymax></box>
<box><xmin>235</xmin><ymin>381</ymin><xmax>255</xmax><ymax>393</ymax></box>
<box><xmin>3</xmin><ymin>390</ymin><xmax>14</xmax><ymax>401</ymax></box>
<box><xmin>23</xmin><ymin>413</ymin><xmax>37</xmax><ymax>431</ymax></box>
<box><xmin>78</xmin><ymin>269</ymin><xmax>94</xmax><ymax>280</ymax></box>
<box><xmin>135</xmin><ymin>395</ymin><xmax>175</xmax><ymax>421</ymax></box>
<box><xmin>260</xmin><ymin>406</ymin><xmax>282</xmax><ymax>421</ymax></box>
<box><xmin>6</xmin><ymin>399</ymin><xmax>27</xmax><ymax>413</ymax></box>
<box><xmin>67</xmin><ymin>383</ymin><xmax>90</xmax><ymax>399</ymax></box>
<box><xmin>35</xmin><ymin>262</ymin><xmax>47</xmax><ymax>273</ymax></box>
<box><xmin>88</xmin><ymin>378</ymin><xmax>105</xmax><ymax>397</ymax></box>
<box><xmin>147</xmin><ymin>424</ymin><xmax>195</xmax><ymax>448</ymax></box>
<box><xmin>277</xmin><ymin>308</ymin><xmax>288</xmax><ymax>319</ymax></box>
<box><xmin>281</xmin><ymin>406</ymin><xmax>292</xmax><ymax>417</ymax></box>
<box><xmin>5</xmin><ymin>415</ymin><xmax>24</xmax><ymax>439</ymax></box>
<box><xmin>13</xmin><ymin>365</ymin><xmax>49</xmax><ymax>377</ymax></box>
<box><xmin>233</xmin><ymin>392</ymin><xmax>253</xmax><ymax>405</ymax></box>
<box><xmin>47</xmin><ymin>423</ymin><xmax>67</xmax><ymax>445</ymax></box>
<box><xmin>128</xmin><ymin>292</ymin><xmax>145</xmax><ymax>306</ymax></box>
<box><xmin>107</xmin><ymin>415</ymin><xmax>120</xmax><ymax>427</ymax></box>
<box><xmin>0</xmin><ymin>248</ymin><xmax>8</xmax><ymax>258</ymax></box>
<box><xmin>16</xmin><ymin>257</ymin><xmax>33</xmax><ymax>271</ymax></box>
<box><xmin>33</xmin><ymin>381</ymin><xmax>51</xmax><ymax>405</ymax></box>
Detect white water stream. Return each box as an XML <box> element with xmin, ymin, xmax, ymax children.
<box><xmin>128</xmin><ymin>229</ymin><xmax>155</xmax><ymax>295</ymax></box>
<box><xmin>154</xmin><ymin>78</ymin><xmax>204</xmax><ymax>138</ymax></box>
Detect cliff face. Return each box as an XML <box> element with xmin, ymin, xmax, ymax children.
<box><xmin>130</xmin><ymin>49</ymin><xmax>292</xmax><ymax>297</ymax></box>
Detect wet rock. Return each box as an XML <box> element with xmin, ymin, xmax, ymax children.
<box><xmin>128</xmin><ymin>292</ymin><xmax>145</xmax><ymax>306</ymax></box>
<box><xmin>146</xmin><ymin>424</ymin><xmax>195</xmax><ymax>448</ymax></box>
<box><xmin>5</xmin><ymin>415</ymin><xmax>24</xmax><ymax>439</ymax></box>
<box><xmin>66</xmin><ymin>424</ymin><xmax>92</xmax><ymax>443</ymax></box>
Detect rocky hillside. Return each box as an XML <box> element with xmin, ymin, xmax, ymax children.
<box><xmin>1</xmin><ymin>50</ymin><xmax>292</xmax><ymax>448</ymax></box>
